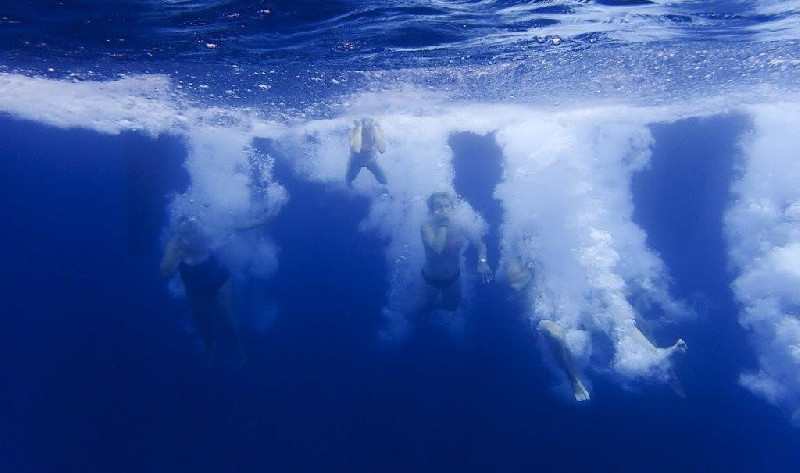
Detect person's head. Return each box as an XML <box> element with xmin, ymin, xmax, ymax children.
<box><xmin>177</xmin><ymin>216</ymin><xmax>208</xmax><ymax>254</ymax></box>
<box><xmin>427</xmin><ymin>191</ymin><xmax>455</xmax><ymax>223</ymax></box>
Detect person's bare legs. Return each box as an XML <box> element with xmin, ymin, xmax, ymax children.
<box><xmin>345</xmin><ymin>161</ymin><xmax>362</xmax><ymax>188</ymax></box>
<box><xmin>187</xmin><ymin>295</ymin><xmax>216</xmax><ymax>361</ymax></box>
<box><xmin>216</xmin><ymin>281</ymin><xmax>246</xmax><ymax>366</ymax></box>
<box><xmin>630</xmin><ymin>327</ymin><xmax>688</xmax><ymax>396</ymax></box>
<box><xmin>538</xmin><ymin>320</ymin><xmax>590</xmax><ymax>402</ymax></box>
<box><xmin>413</xmin><ymin>276</ymin><xmax>462</xmax><ymax>323</ymax></box>
<box><xmin>665</xmin><ymin>338</ymin><xmax>687</xmax><ymax>397</ymax></box>
<box><xmin>437</xmin><ymin>279</ymin><xmax>461</xmax><ymax>312</ymax></box>
<box><xmin>366</xmin><ymin>161</ymin><xmax>388</xmax><ymax>185</ymax></box>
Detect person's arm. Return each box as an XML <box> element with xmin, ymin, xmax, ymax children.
<box><xmin>160</xmin><ymin>238</ymin><xmax>184</xmax><ymax>278</ymax></box>
<box><xmin>421</xmin><ymin>221</ymin><xmax>448</xmax><ymax>254</ymax></box>
<box><xmin>349</xmin><ymin>120</ymin><xmax>362</xmax><ymax>153</ymax></box>
<box><xmin>374</xmin><ymin>123</ymin><xmax>386</xmax><ymax>154</ymax></box>
<box><xmin>468</xmin><ymin>229</ymin><xmax>492</xmax><ymax>283</ymax></box>
<box><xmin>236</xmin><ymin>207</ymin><xmax>279</xmax><ymax>231</ymax></box>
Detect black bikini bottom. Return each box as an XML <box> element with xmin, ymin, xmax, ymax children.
<box><xmin>422</xmin><ymin>270</ymin><xmax>460</xmax><ymax>290</ymax></box>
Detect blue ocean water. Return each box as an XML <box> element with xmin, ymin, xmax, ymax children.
<box><xmin>2</xmin><ymin>1</ymin><xmax>800</xmax><ymax>472</ymax></box>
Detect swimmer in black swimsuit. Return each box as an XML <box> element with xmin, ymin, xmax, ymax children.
<box><xmin>346</xmin><ymin>117</ymin><xmax>387</xmax><ymax>187</ymax></box>
<box><xmin>419</xmin><ymin>192</ymin><xmax>492</xmax><ymax>313</ymax></box>
<box><xmin>161</xmin><ymin>217</ymin><xmax>246</xmax><ymax>364</ymax></box>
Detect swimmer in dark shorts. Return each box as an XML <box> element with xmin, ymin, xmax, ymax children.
<box><xmin>161</xmin><ymin>216</ymin><xmax>246</xmax><ymax>364</ymax></box>
<box><xmin>419</xmin><ymin>192</ymin><xmax>492</xmax><ymax>313</ymax></box>
<box><xmin>346</xmin><ymin>117</ymin><xmax>387</xmax><ymax>187</ymax></box>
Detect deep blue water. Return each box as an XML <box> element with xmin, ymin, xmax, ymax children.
<box><xmin>2</xmin><ymin>1</ymin><xmax>800</xmax><ymax>472</ymax></box>
<box><xmin>2</xmin><ymin>114</ymin><xmax>799</xmax><ymax>472</ymax></box>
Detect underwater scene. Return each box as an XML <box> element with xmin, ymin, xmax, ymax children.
<box><xmin>1</xmin><ymin>1</ymin><xmax>800</xmax><ymax>471</ymax></box>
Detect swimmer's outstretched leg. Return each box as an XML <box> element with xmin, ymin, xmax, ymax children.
<box><xmin>188</xmin><ymin>295</ymin><xmax>216</xmax><ymax>362</ymax></box>
<box><xmin>667</xmin><ymin>338</ymin><xmax>687</xmax><ymax>357</ymax></box>
<box><xmin>412</xmin><ymin>279</ymin><xmax>441</xmax><ymax>319</ymax></box>
<box><xmin>217</xmin><ymin>282</ymin><xmax>246</xmax><ymax>366</ymax></box>
<box><xmin>668</xmin><ymin>371</ymin><xmax>686</xmax><ymax>398</ymax></box>
<box><xmin>345</xmin><ymin>162</ymin><xmax>362</xmax><ymax>188</ymax></box>
<box><xmin>664</xmin><ymin>338</ymin><xmax>687</xmax><ymax>397</ymax></box>
<box><xmin>437</xmin><ymin>281</ymin><xmax>461</xmax><ymax>312</ymax></box>
<box><xmin>366</xmin><ymin>161</ymin><xmax>388</xmax><ymax>185</ymax></box>
<box><xmin>538</xmin><ymin>320</ymin><xmax>590</xmax><ymax>402</ymax></box>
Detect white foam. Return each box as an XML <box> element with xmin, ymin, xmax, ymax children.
<box><xmin>0</xmin><ymin>73</ymin><xmax>185</xmax><ymax>135</ymax></box>
<box><xmin>495</xmin><ymin>108</ymin><xmax>689</xmax><ymax>386</ymax></box>
<box><xmin>726</xmin><ymin>103</ymin><xmax>800</xmax><ymax>420</ymax></box>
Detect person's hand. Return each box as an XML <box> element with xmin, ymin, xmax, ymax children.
<box><xmin>477</xmin><ymin>260</ymin><xmax>493</xmax><ymax>283</ymax></box>
<box><xmin>432</xmin><ymin>210</ymin><xmax>451</xmax><ymax>227</ymax></box>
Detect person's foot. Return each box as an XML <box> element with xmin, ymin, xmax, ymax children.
<box><xmin>572</xmin><ymin>378</ymin><xmax>591</xmax><ymax>402</ymax></box>
<box><xmin>667</xmin><ymin>338</ymin><xmax>687</xmax><ymax>357</ymax></box>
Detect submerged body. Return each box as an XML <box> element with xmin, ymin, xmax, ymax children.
<box><xmin>161</xmin><ymin>218</ymin><xmax>246</xmax><ymax>364</ymax></box>
<box><xmin>419</xmin><ymin>192</ymin><xmax>492</xmax><ymax>313</ymax></box>
<box><xmin>346</xmin><ymin>117</ymin><xmax>387</xmax><ymax>186</ymax></box>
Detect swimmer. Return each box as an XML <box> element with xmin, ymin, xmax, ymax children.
<box><xmin>505</xmin><ymin>256</ymin><xmax>589</xmax><ymax>401</ymax></box>
<box><xmin>346</xmin><ymin>117</ymin><xmax>387</xmax><ymax>187</ymax></box>
<box><xmin>419</xmin><ymin>192</ymin><xmax>492</xmax><ymax>313</ymax></box>
<box><xmin>537</xmin><ymin>320</ymin><xmax>591</xmax><ymax>402</ymax></box>
<box><xmin>160</xmin><ymin>216</ymin><xmax>246</xmax><ymax>364</ymax></box>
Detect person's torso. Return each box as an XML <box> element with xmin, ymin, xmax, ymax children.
<box><xmin>179</xmin><ymin>253</ymin><xmax>230</xmax><ymax>295</ymax></box>
<box><xmin>423</xmin><ymin>226</ymin><xmax>465</xmax><ymax>278</ymax></box>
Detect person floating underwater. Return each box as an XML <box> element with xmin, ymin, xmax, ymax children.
<box><xmin>506</xmin><ymin>255</ymin><xmax>687</xmax><ymax>401</ymax></box>
<box><xmin>346</xmin><ymin>116</ymin><xmax>387</xmax><ymax>187</ymax></box>
<box><xmin>419</xmin><ymin>192</ymin><xmax>493</xmax><ymax>314</ymax></box>
<box><xmin>506</xmin><ymin>255</ymin><xmax>590</xmax><ymax>401</ymax></box>
<box><xmin>537</xmin><ymin>319</ymin><xmax>592</xmax><ymax>402</ymax></box>
<box><xmin>160</xmin><ymin>216</ymin><xmax>246</xmax><ymax>364</ymax></box>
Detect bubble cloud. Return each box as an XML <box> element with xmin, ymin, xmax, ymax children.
<box><xmin>726</xmin><ymin>103</ymin><xmax>800</xmax><ymax>421</ymax></box>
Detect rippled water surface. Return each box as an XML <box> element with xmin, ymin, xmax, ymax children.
<box><xmin>2</xmin><ymin>1</ymin><xmax>798</xmax><ymax>109</ymax></box>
